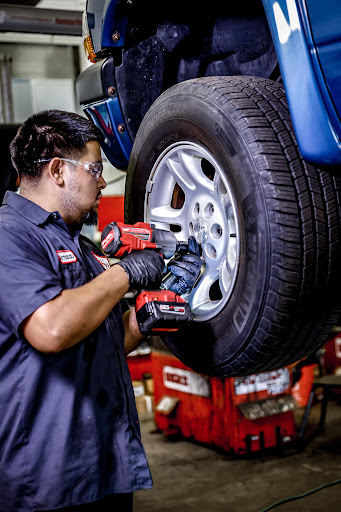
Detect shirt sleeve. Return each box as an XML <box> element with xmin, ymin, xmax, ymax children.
<box><xmin>0</xmin><ymin>220</ymin><xmax>63</xmax><ymax>336</ymax></box>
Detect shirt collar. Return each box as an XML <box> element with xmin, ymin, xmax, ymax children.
<box><xmin>3</xmin><ymin>190</ymin><xmax>59</xmax><ymax>226</ymax></box>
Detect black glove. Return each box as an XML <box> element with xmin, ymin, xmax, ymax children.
<box><xmin>167</xmin><ymin>236</ymin><xmax>202</xmax><ymax>295</ymax></box>
<box><xmin>118</xmin><ymin>250</ymin><xmax>164</xmax><ymax>290</ymax></box>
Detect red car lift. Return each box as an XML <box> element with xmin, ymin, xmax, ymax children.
<box><xmin>152</xmin><ymin>351</ymin><xmax>296</xmax><ymax>455</ymax></box>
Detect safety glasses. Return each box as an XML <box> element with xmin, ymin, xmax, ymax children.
<box><xmin>35</xmin><ymin>158</ymin><xmax>104</xmax><ymax>181</ymax></box>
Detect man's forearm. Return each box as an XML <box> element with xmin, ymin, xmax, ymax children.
<box><xmin>22</xmin><ymin>264</ymin><xmax>129</xmax><ymax>353</ymax></box>
<box><xmin>123</xmin><ymin>307</ymin><xmax>146</xmax><ymax>356</ymax></box>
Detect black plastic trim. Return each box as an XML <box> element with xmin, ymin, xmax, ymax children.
<box><xmin>76</xmin><ymin>56</ymin><xmax>116</xmax><ymax>105</ymax></box>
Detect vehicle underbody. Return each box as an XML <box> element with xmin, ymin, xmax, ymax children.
<box><xmin>106</xmin><ymin>1</ymin><xmax>279</xmax><ymax>141</ymax></box>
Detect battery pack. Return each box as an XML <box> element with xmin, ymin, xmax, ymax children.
<box><xmin>136</xmin><ymin>290</ymin><xmax>193</xmax><ymax>335</ymax></box>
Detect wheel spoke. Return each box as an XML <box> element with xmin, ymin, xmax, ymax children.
<box><xmin>220</xmin><ymin>187</ymin><xmax>232</xmax><ymax>213</ymax></box>
<box><xmin>165</xmin><ymin>157</ymin><xmax>196</xmax><ymax>192</ymax></box>
<box><xmin>149</xmin><ymin>204</ymin><xmax>187</xmax><ymax>227</ymax></box>
<box><xmin>189</xmin><ymin>271</ymin><xmax>217</xmax><ymax>311</ymax></box>
<box><xmin>227</xmin><ymin>236</ymin><xmax>238</xmax><ymax>272</ymax></box>
<box><xmin>177</xmin><ymin>149</ymin><xmax>215</xmax><ymax>193</ymax></box>
<box><xmin>213</xmin><ymin>171</ymin><xmax>224</xmax><ymax>193</ymax></box>
<box><xmin>220</xmin><ymin>256</ymin><xmax>234</xmax><ymax>292</ymax></box>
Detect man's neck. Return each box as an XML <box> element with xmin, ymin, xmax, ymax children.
<box><xmin>19</xmin><ymin>181</ymin><xmax>56</xmax><ymax>213</ymax></box>
<box><xmin>20</xmin><ymin>185</ymin><xmax>83</xmax><ymax>235</ymax></box>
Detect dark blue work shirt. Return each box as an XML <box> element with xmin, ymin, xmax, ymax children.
<box><xmin>0</xmin><ymin>191</ymin><xmax>152</xmax><ymax>512</ymax></box>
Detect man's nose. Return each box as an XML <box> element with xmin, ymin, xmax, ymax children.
<box><xmin>98</xmin><ymin>174</ymin><xmax>106</xmax><ymax>189</ymax></box>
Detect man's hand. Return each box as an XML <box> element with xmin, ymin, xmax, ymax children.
<box><xmin>118</xmin><ymin>250</ymin><xmax>164</xmax><ymax>289</ymax></box>
<box><xmin>167</xmin><ymin>236</ymin><xmax>202</xmax><ymax>295</ymax></box>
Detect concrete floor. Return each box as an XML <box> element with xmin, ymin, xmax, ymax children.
<box><xmin>134</xmin><ymin>402</ymin><xmax>341</xmax><ymax>512</ymax></box>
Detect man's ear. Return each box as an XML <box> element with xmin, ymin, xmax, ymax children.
<box><xmin>48</xmin><ymin>158</ymin><xmax>64</xmax><ymax>186</ymax></box>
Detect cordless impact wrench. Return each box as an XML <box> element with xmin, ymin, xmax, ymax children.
<box><xmin>101</xmin><ymin>221</ymin><xmax>194</xmax><ymax>335</ymax></box>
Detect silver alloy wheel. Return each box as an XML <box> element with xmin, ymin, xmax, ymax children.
<box><xmin>144</xmin><ymin>142</ymin><xmax>240</xmax><ymax>322</ymax></box>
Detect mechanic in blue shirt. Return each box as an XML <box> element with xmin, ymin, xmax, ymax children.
<box><xmin>0</xmin><ymin>110</ymin><xmax>165</xmax><ymax>512</ymax></box>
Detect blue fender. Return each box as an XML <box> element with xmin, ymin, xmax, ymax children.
<box><xmin>262</xmin><ymin>0</ymin><xmax>341</xmax><ymax>165</ymax></box>
<box><xmin>86</xmin><ymin>0</ymin><xmax>129</xmax><ymax>52</ymax></box>
<box><xmin>101</xmin><ymin>0</ymin><xmax>129</xmax><ymax>49</ymax></box>
<box><xmin>85</xmin><ymin>97</ymin><xmax>133</xmax><ymax>170</ymax></box>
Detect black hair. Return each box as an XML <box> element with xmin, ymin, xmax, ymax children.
<box><xmin>9</xmin><ymin>110</ymin><xmax>104</xmax><ymax>179</ymax></box>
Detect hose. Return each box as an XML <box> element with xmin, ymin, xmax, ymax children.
<box><xmin>257</xmin><ymin>478</ymin><xmax>341</xmax><ymax>512</ymax></box>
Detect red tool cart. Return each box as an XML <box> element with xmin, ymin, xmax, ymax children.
<box><xmin>291</xmin><ymin>364</ymin><xmax>319</xmax><ymax>407</ymax></box>
<box><xmin>152</xmin><ymin>351</ymin><xmax>296</xmax><ymax>455</ymax></box>
<box><xmin>324</xmin><ymin>331</ymin><xmax>341</xmax><ymax>376</ymax></box>
<box><xmin>126</xmin><ymin>345</ymin><xmax>153</xmax><ymax>381</ymax></box>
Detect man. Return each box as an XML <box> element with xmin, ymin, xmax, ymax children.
<box><xmin>0</xmin><ymin>124</ymin><xmax>20</xmax><ymax>204</ymax></box>
<box><xmin>0</xmin><ymin>110</ymin><xmax>166</xmax><ymax>512</ymax></box>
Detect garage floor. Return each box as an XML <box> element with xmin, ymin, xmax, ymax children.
<box><xmin>134</xmin><ymin>402</ymin><xmax>341</xmax><ymax>512</ymax></box>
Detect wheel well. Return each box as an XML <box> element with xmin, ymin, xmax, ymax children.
<box><xmin>112</xmin><ymin>0</ymin><xmax>278</xmax><ymax>139</ymax></box>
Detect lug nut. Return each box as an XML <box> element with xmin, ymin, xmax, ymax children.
<box><xmin>112</xmin><ymin>31</ymin><xmax>120</xmax><ymax>42</ymax></box>
<box><xmin>118</xmin><ymin>124</ymin><xmax>125</xmax><ymax>133</ymax></box>
<box><xmin>108</xmin><ymin>86</ymin><xmax>116</xmax><ymax>96</ymax></box>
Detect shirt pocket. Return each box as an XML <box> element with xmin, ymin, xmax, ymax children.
<box><xmin>58</xmin><ymin>266</ymin><xmax>89</xmax><ymax>289</ymax></box>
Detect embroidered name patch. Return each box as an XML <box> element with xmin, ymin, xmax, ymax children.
<box><xmin>92</xmin><ymin>251</ymin><xmax>111</xmax><ymax>270</ymax></box>
<box><xmin>56</xmin><ymin>250</ymin><xmax>77</xmax><ymax>264</ymax></box>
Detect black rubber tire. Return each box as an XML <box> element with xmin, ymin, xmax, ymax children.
<box><xmin>125</xmin><ymin>76</ymin><xmax>341</xmax><ymax>377</ymax></box>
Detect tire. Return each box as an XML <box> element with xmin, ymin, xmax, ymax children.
<box><xmin>125</xmin><ymin>76</ymin><xmax>341</xmax><ymax>377</ymax></box>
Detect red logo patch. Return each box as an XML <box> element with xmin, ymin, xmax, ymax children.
<box><xmin>56</xmin><ymin>250</ymin><xmax>77</xmax><ymax>264</ymax></box>
<box><xmin>92</xmin><ymin>251</ymin><xmax>110</xmax><ymax>270</ymax></box>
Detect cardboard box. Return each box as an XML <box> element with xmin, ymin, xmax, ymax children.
<box><xmin>135</xmin><ymin>394</ymin><xmax>153</xmax><ymax>415</ymax></box>
<box><xmin>144</xmin><ymin>377</ymin><xmax>154</xmax><ymax>396</ymax></box>
<box><xmin>132</xmin><ymin>380</ymin><xmax>145</xmax><ymax>398</ymax></box>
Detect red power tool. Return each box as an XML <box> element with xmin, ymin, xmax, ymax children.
<box><xmin>101</xmin><ymin>221</ymin><xmax>194</xmax><ymax>335</ymax></box>
<box><xmin>101</xmin><ymin>221</ymin><xmax>188</xmax><ymax>259</ymax></box>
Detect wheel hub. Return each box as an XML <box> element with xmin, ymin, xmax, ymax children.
<box><xmin>193</xmin><ymin>218</ymin><xmax>208</xmax><ymax>244</ymax></box>
<box><xmin>145</xmin><ymin>141</ymin><xmax>240</xmax><ymax>322</ymax></box>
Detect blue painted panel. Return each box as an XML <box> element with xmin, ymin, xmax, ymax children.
<box><xmin>318</xmin><ymin>42</ymin><xmax>341</xmax><ymax>119</ymax></box>
<box><xmin>262</xmin><ymin>0</ymin><xmax>341</xmax><ymax>165</ymax></box>
<box><xmin>101</xmin><ymin>0</ymin><xmax>129</xmax><ymax>49</ymax></box>
<box><xmin>87</xmin><ymin>0</ymin><xmax>128</xmax><ymax>52</ymax></box>
<box><xmin>305</xmin><ymin>0</ymin><xmax>341</xmax><ymax>46</ymax></box>
<box><xmin>305</xmin><ymin>0</ymin><xmax>341</xmax><ymax>121</ymax></box>
<box><xmin>85</xmin><ymin>98</ymin><xmax>133</xmax><ymax>170</ymax></box>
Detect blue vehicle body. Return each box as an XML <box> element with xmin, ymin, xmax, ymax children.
<box><xmin>77</xmin><ymin>0</ymin><xmax>341</xmax><ymax>169</ymax></box>
<box><xmin>86</xmin><ymin>95</ymin><xmax>132</xmax><ymax>170</ymax></box>
<box><xmin>263</xmin><ymin>0</ymin><xmax>341</xmax><ymax>165</ymax></box>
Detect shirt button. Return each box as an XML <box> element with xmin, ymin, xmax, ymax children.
<box><xmin>52</xmin><ymin>213</ymin><xmax>58</xmax><ymax>220</ymax></box>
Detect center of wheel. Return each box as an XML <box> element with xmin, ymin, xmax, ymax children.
<box><xmin>193</xmin><ymin>218</ymin><xmax>208</xmax><ymax>244</ymax></box>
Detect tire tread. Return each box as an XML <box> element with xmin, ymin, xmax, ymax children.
<box><xmin>189</xmin><ymin>76</ymin><xmax>341</xmax><ymax>374</ymax></box>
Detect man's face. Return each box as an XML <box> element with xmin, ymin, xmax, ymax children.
<box><xmin>61</xmin><ymin>141</ymin><xmax>106</xmax><ymax>226</ymax></box>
